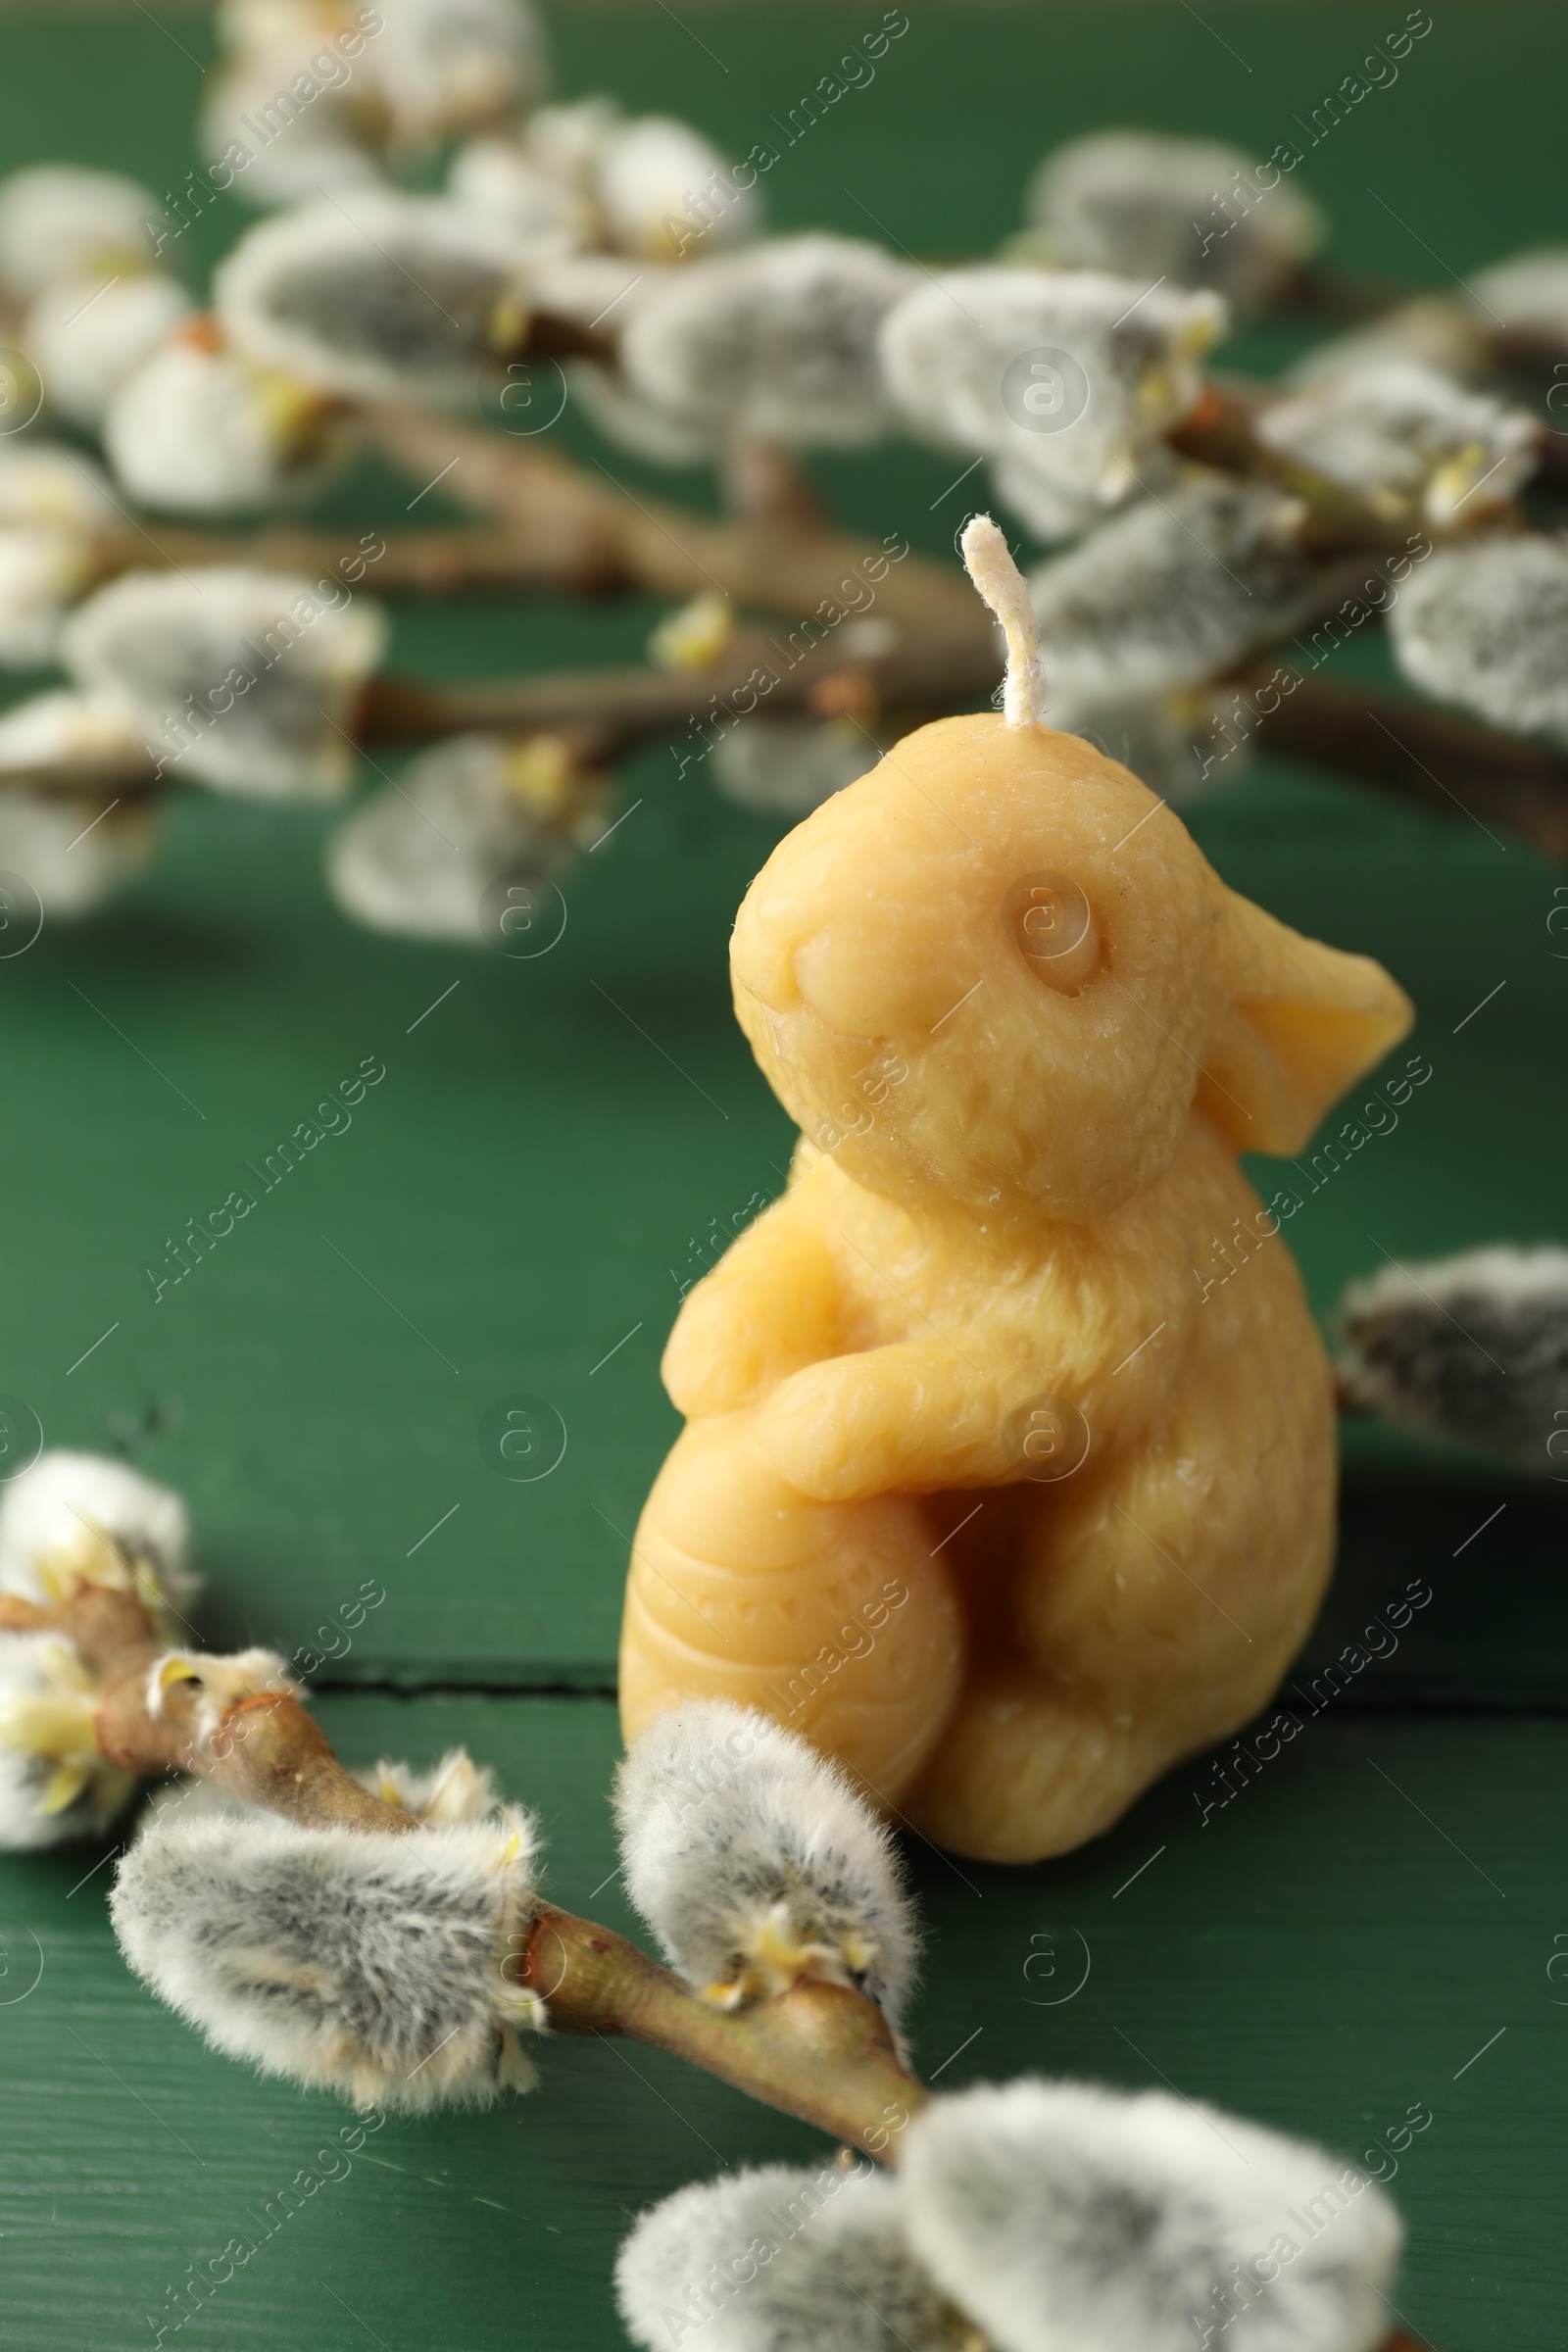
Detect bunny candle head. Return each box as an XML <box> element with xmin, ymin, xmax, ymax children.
<box><xmin>620</xmin><ymin>517</ymin><xmax>1413</xmax><ymax>1864</ymax></box>
<box><xmin>733</xmin><ymin>516</ymin><xmax>1406</xmax><ymax>1225</ymax></box>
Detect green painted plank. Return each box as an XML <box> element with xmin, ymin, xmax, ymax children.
<box><xmin>0</xmin><ymin>0</ymin><xmax>1562</xmax><ymax>1692</ymax></box>
<box><xmin>0</xmin><ymin>13</ymin><xmax>1561</xmax><ymax>2352</ymax></box>
<box><xmin>0</xmin><ymin>1692</ymin><xmax>1562</xmax><ymax>2350</ymax></box>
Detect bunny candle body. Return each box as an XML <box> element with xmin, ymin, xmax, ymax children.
<box><xmin>619</xmin><ymin>521</ymin><xmax>1412</xmax><ymax>1864</ymax></box>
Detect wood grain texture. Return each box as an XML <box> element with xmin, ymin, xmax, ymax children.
<box><xmin>0</xmin><ymin>9</ymin><xmax>1560</xmax><ymax>1689</ymax></box>
<box><xmin>0</xmin><ymin>10</ymin><xmax>1563</xmax><ymax>2348</ymax></box>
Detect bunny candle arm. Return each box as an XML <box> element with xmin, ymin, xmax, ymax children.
<box><xmin>662</xmin><ymin>1180</ymin><xmax>849</xmax><ymax>1421</ymax></box>
<box><xmin>621</xmin><ymin>517</ymin><xmax>1413</xmax><ymax>1863</ymax></box>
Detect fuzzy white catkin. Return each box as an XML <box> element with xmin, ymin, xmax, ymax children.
<box><xmin>1028</xmin><ymin>474</ymin><xmax>1333</xmax><ymax>704</ymax></box>
<box><xmin>523</xmin><ymin>94</ymin><xmax>619</xmax><ymax>185</ymax></box>
<box><xmin>595</xmin><ymin>115</ymin><xmax>759</xmax><ymax>261</ymax></box>
<box><xmin>613</xmin><ymin>1700</ymin><xmax>917</xmax><ymax>2033</ymax></box>
<box><xmin>0</xmin><ymin>166</ymin><xmax>167</xmax><ymax>296</ymax></box>
<box><xmin>1468</xmin><ymin>247</ymin><xmax>1568</xmax><ymax>343</ymax></box>
<box><xmin>215</xmin><ymin>192</ymin><xmax>531</xmax><ymax>403</ymax></box>
<box><xmin>138</xmin><ymin>1773</ymin><xmax>262</xmax><ymax>1833</ymax></box>
<box><xmin>1387</xmin><ymin>537</ymin><xmax>1568</xmax><ymax>740</ymax></box>
<box><xmin>359</xmin><ymin>1747</ymin><xmax>499</xmax><ymax>1825</ymax></box>
<box><xmin>0</xmin><ymin>1449</ymin><xmax>197</xmax><ymax>1609</ymax></box>
<box><xmin>1337</xmin><ymin>1246</ymin><xmax>1568</xmax><ymax>1466</ymax></box>
<box><xmin>1254</xmin><ymin>361</ymin><xmax>1538</xmax><ymax>523</ymax></box>
<box><xmin>0</xmin><ymin>688</ymin><xmax>144</xmax><ymax>768</ymax></box>
<box><xmin>200</xmin><ymin>46</ymin><xmax>383</xmax><ymax>210</ymax></box>
<box><xmin>1024</xmin><ymin>131</ymin><xmax>1324</xmax><ymax>313</ymax></box>
<box><xmin>0</xmin><ymin>442</ymin><xmax>122</xmax><ymax>535</ymax></box>
<box><xmin>986</xmin><ymin>442</ymin><xmax>1178</xmax><ymax>546</ymax></box>
<box><xmin>878</xmin><ymin>267</ymin><xmax>1225</xmax><ymax>537</ymax></box>
<box><xmin>0</xmin><ymin>1630</ymin><xmax>137</xmax><ymax>1849</ymax></box>
<box><xmin>0</xmin><ymin>692</ymin><xmax>159</xmax><ymax>926</ymax></box>
<box><xmin>24</xmin><ymin>272</ymin><xmax>192</xmax><ymax>429</ymax></box>
<box><xmin>619</xmin><ymin>235</ymin><xmax>915</xmax><ymax>450</ymax></box>
<box><xmin>1046</xmin><ymin>685</ymin><xmax>1242</xmax><ymax>805</ymax></box>
<box><xmin>111</xmin><ymin>1807</ymin><xmax>544</xmax><ymax>2111</ymax></box>
<box><xmin>105</xmin><ymin>339</ymin><xmax>344</xmax><ymax>515</ymax></box>
<box><xmin>0</xmin><ymin>528</ymin><xmax>96</xmax><ymax>669</ymax></box>
<box><xmin>370</xmin><ymin>0</ymin><xmax>549</xmax><ymax>140</ymax></box>
<box><xmin>0</xmin><ymin>787</ymin><xmax>153</xmax><ymax>921</ymax></box>
<box><xmin>616</xmin><ymin>2163</ymin><xmax>955</xmax><ymax>2352</ymax></box>
<box><xmin>325</xmin><ymin>733</ymin><xmax>581</xmax><ymax>944</ymax></box>
<box><xmin>63</xmin><ymin>566</ymin><xmax>388</xmax><ymax>799</ymax></box>
<box><xmin>527</xmin><ymin>256</ymin><xmax>715</xmax><ymax>461</ymax></box>
<box><xmin>567</xmin><ymin>358</ymin><xmax>718</xmax><ymax>466</ymax></box>
<box><xmin>1283</xmin><ymin>299</ymin><xmax>1489</xmax><ymax>392</ymax></box>
<box><xmin>711</xmin><ymin>714</ymin><xmax>882</xmax><ymax>818</ymax></box>
<box><xmin>449</xmin><ymin>137</ymin><xmax>593</xmax><ymax>257</ymax></box>
<box><xmin>901</xmin><ymin>2081</ymin><xmax>1401</xmax><ymax>2352</ymax></box>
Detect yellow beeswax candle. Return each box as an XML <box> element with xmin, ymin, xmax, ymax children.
<box><xmin>620</xmin><ymin>517</ymin><xmax>1413</xmax><ymax>1863</ymax></box>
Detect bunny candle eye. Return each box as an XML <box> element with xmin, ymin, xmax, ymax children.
<box><xmin>1004</xmin><ymin>870</ymin><xmax>1102</xmax><ymax>991</ymax></box>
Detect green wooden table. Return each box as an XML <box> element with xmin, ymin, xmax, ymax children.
<box><xmin>0</xmin><ymin>6</ymin><xmax>1564</xmax><ymax>2346</ymax></box>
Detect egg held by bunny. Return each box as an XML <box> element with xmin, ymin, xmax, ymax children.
<box><xmin>619</xmin><ymin>523</ymin><xmax>1413</xmax><ymax>1864</ymax></box>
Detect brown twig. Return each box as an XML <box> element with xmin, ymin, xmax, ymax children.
<box><xmin>0</xmin><ymin>754</ymin><xmax>163</xmax><ymax>799</ymax></box>
<box><xmin>2</xmin><ymin>1587</ymin><xmax>402</xmax><ymax>1831</ymax></box>
<box><xmin>12</xmin><ymin>617</ymin><xmax>1568</xmax><ymax>881</ymax></box>
<box><xmin>1238</xmin><ymin>668</ymin><xmax>1568</xmax><ymax>857</ymax></box>
<box><xmin>354</xmin><ymin>615</ymin><xmax>1001</xmax><ymax>760</ymax></box>
<box><xmin>0</xmin><ymin>616</ymin><xmax>999</xmax><ymax>806</ymax></box>
<box><xmin>88</xmin><ymin>520</ymin><xmax>630</xmax><ymax>600</ymax></box>
<box><xmin>359</xmin><ymin>405</ymin><xmax>980</xmax><ymax>632</ymax></box>
<box><xmin>81</xmin><ymin>416</ymin><xmax>974</xmax><ymax>616</ymax></box>
<box><xmin>519</xmin><ymin>1907</ymin><xmax>924</xmax><ymax>2159</ymax></box>
<box><xmin>1276</xmin><ymin>259</ymin><xmax>1427</xmax><ymax>324</ymax></box>
<box><xmin>0</xmin><ymin>1584</ymin><xmax>924</xmax><ymax>2163</ymax></box>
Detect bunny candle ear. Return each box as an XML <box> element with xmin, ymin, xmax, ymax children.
<box><xmin>1200</xmin><ymin>890</ymin><xmax>1415</xmax><ymax>1155</ymax></box>
<box><xmin>960</xmin><ymin>512</ymin><xmax>1045</xmax><ymax>729</ymax></box>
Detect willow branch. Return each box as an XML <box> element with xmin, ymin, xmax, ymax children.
<box><xmin>0</xmin><ymin>615</ymin><xmax>999</xmax><ymax>806</ymax></box>
<box><xmin>1275</xmin><ymin>259</ymin><xmax>1427</xmax><ymax>324</ymax></box>
<box><xmin>1169</xmin><ymin>378</ymin><xmax>1536</xmax><ymax>552</ymax></box>
<box><xmin>1238</xmin><ymin>668</ymin><xmax>1568</xmax><ymax>857</ymax></box>
<box><xmin>0</xmin><ymin>1585</ymin><xmax>925</xmax><ymax>2163</ymax></box>
<box><xmin>11</xmin><ymin>611</ymin><xmax>1568</xmax><ymax>875</ymax></box>
<box><xmin>355</xmin><ymin>614</ymin><xmax>1000</xmax><ymax>759</ymax></box>
<box><xmin>518</xmin><ymin>1907</ymin><xmax>924</xmax><ymax>2159</ymax></box>
<box><xmin>88</xmin><ymin>519</ymin><xmax>630</xmax><ymax>599</ymax></box>
<box><xmin>359</xmin><ymin>404</ymin><xmax>980</xmax><ymax>632</ymax></box>
<box><xmin>0</xmin><ymin>1586</ymin><xmax>398</xmax><ymax>1828</ymax></box>
<box><xmin>0</xmin><ymin>754</ymin><xmax>163</xmax><ymax>799</ymax></box>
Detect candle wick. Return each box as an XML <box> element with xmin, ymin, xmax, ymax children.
<box><xmin>959</xmin><ymin>511</ymin><xmax>1045</xmax><ymax>729</ymax></box>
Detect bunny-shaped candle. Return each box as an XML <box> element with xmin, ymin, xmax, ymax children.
<box><xmin>620</xmin><ymin>517</ymin><xmax>1413</xmax><ymax>1864</ymax></box>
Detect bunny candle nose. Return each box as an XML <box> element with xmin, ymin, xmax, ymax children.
<box><xmin>732</xmin><ymin>772</ymin><xmax>980</xmax><ymax>1036</ymax></box>
<box><xmin>730</xmin><ymin>874</ymin><xmax>805</xmax><ymax>1015</ymax></box>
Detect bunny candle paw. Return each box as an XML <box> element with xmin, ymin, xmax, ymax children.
<box><xmin>621</xmin><ymin>514</ymin><xmax>1413</xmax><ymax>1862</ymax></box>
